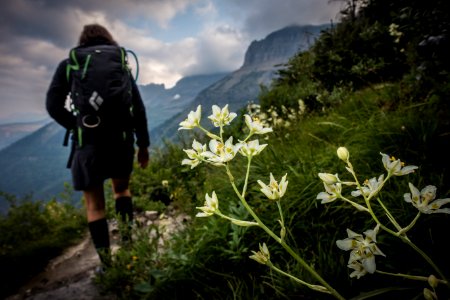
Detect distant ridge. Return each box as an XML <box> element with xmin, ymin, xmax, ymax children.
<box><xmin>151</xmin><ymin>24</ymin><xmax>328</xmax><ymax>144</ymax></box>
<box><xmin>0</xmin><ymin>119</ymin><xmax>49</xmax><ymax>150</ymax></box>
<box><xmin>0</xmin><ymin>24</ymin><xmax>329</xmax><ymax>208</ymax></box>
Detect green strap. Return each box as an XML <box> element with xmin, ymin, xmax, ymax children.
<box><xmin>126</xmin><ymin>49</ymin><xmax>139</xmax><ymax>81</ymax></box>
<box><xmin>82</xmin><ymin>54</ymin><xmax>91</xmax><ymax>79</ymax></box>
<box><xmin>77</xmin><ymin>127</ymin><xmax>83</xmax><ymax>147</ymax></box>
<box><xmin>66</xmin><ymin>49</ymin><xmax>80</xmax><ymax>82</ymax></box>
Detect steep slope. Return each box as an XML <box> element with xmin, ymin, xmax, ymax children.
<box><xmin>141</xmin><ymin>73</ymin><xmax>228</xmax><ymax>130</ymax></box>
<box><xmin>0</xmin><ymin>122</ymin><xmax>74</xmax><ymax>211</ymax></box>
<box><xmin>0</xmin><ymin>119</ymin><xmax>49</xmax><ymax>150</ymax></box>
<box><xmin>151</xmin><ymin>24</ymin><xmax>328</xmax><ymax>144</ymax></box>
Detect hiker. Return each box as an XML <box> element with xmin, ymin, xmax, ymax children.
<box><xmin>46</xmin><ymin>24</ymin><xmax>150</xmax><ymax>268</ymax></box>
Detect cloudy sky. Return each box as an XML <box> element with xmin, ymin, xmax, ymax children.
<box><xmin>0</xmin><ymin>0</ymin><xmax>342</xmax><ymax>123</ymax></box>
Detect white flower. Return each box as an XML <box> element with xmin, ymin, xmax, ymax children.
<box><xmin>239</xmin><ymin>139</ymin><xmax>267</xmax><ymax>157</ymax></box>
<box><xmin>380</xmin><ymin>153</ymin><xmax>418</xmax><ymax>176</ymax></box>
<box><xmin>257</xmin><ymin>173</ymin><xmax>288</xmax><ymax>200</ymax></box>
<box><xmin>244</xmin><ymin>114</ymin><xmax>273</xmax><ymax>135</ymax></box>
<box><xmin>404</xmin><ymin>183</ymin><xmax>450</xmax><ymax>214</ymax></box>
<box><xmin>347</xmin><ymin>261</ymin><xmax>368</xmax><ymax>279</ymax></box>
<box><xmin>318</xmin><ymin>173</ymin><xmax>340</xmax><ymax>185</ymax></box>
<box><xmin>181</xmin><ymin>139</ymin><xmax>206</xmax><ymax>169</ymax></box>
<box><xmin>202</xmin><ymin>136</ymin><xmax>242</xmax><ymax>165</ymax></box>
<box><xmin>336</xmin><ymin>224</ymin><xmax>385</xmax><ymax>277</ymax></box>
<box><xmin>249</xmin><ymin>243</ymin><xmax>270</xmax><ymax>265</ymax></box>
<box><xmin>179</xmin><ymin>105</ymin><xmax>201</xmax><ymax>130</ymax></box>
<box><xmin>196</xmin><ymin>191</ymin><xmax>219</xmax><ymax>217</ymax></box>
<box><xmin>208</xmin><ymin>104</ymin><xmax>237</xmax><ymax>127</ymax></box>
<box><xmin>317</xmin><ymin>182</ymin><xmax>342</xmax><ymax>204</ymax></box>
<box><xmin>351</xmin><ymin>175</ymin><xmax>384</xmax><ymax>198</ymax></box>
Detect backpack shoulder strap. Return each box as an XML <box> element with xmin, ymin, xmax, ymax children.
<box><xmin>125</xmin><ymin>48</ymin><xmax>139</xmax><ymax>81</ymax></box>
<box><xmin>66</xmin><ymin>48</ymin><xmax>80</xmax><ymax>82</ymax></box>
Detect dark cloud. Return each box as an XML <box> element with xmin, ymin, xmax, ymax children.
<box><xmin>223</xmin><ymin>0</ymin><xmax>342</xmax><ymax>40</ymax></box>
<box><xmin>0</xmin><ymin>1</ymin><xmax>81</xmax><ymax>48</ymax></box>
<box><xmin>0</xmin><ymin>0</ymin><xmax>341</xmax><ymax>122</ymax></box>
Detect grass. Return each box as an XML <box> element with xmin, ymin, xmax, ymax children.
<box><xmin>2</xmin><ymin>79</ymin><xmax>449</xmax><ymax>299</ymax></box>
<box><xmin>0</xmin><ymin>191</ymin><xmax>85</xmax><ymax>299</ymax></box>
<box><xmin>90</xmin><ymin>79</ymin><xmax>450</xmax><ymax>300</ymax></box>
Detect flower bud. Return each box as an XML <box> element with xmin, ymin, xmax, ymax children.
<box><xmin>337</xmin><ymin>147</ymin><xmax>350</xmax><ymax>162</ymax></box>
<box><xmin>280</xmin><ymin>227</ymin><xmax>286</xmax><ymax>241</ymax></box>
<box><xmin>423</xmin><ymin>288</ymin><xmax>437</xmax><ymax>300</ymax></box>
<box><xmin>318</xmin><ymin>173</ymin><xmax>339</xmax><ymax>185</ymax></box>
<box><xmin>231</xmin><ymin>219</ymin><xmax>258</xmax><ymax>227</ymax></box>
<box><xmin>428</xmin><ymin>274</ymin><xmax>439</xmax><ymax>289</ymax></box>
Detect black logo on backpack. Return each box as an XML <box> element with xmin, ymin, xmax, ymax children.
<box><xmin>66</xmin><ymin>44</ymin><xmax>136</xmax><ymax>146</ymax></box>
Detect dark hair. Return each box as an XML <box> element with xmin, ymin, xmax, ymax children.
<box><xmin>78</xmin><ymin>24</ymin><xmax>118</xmax><ymax>46</ymax></box>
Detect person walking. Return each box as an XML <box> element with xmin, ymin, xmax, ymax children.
<box><xmin>46</xmin><ymin>24</ymin><xmax>150</xmax><ymax>268</ymax></box>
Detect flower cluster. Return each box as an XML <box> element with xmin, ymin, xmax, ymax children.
<box><xmin>245</xmin><ymin>102</ymin><xmax>306</xmax><ymax>130</ymax></box>
<box><xmin>317</xmin><ymin>146</ymin><xmax>449</xmax><ymax>286</ymax></box>
<box><xmin>388</xmin><ymin>23</ymin><xmax>403</xmax><ymax>43</ymax></box>
<box><xmin>180</xmin><ymin>105</ymin><xmax>273</xmax><ymax>170</ymax></box>
<box><xmin>179</xmin><ymin>104</ymin><xmax>274</xmax><ymax>220</ymax></box>
<box><xmin>336</xmin><ymin>224</ymin><xmax>385</xmax><ymax>279</ymax></box>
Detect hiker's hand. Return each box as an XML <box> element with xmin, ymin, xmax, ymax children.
<box><xmin>137</xmin><ymin>147</ymin><xmax>149</xmax><ymax>168</ymax></box>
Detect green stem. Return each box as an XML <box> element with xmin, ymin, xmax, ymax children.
<box><xmin>225</xmin><ymin>166</ymin><xmax>345</xmax><ymax>300</ymax></box>
<box><xmin>399</xmin><ymin>236</ymin><xmax>449</xmax><ymax>286</ymax></box>
<box><xmin>226</xmin><ymin>165</ymin><xmax>280</xmax><ymax>243</ymax></box>
<box><xmin>241</xmin><ymin>157</ymin><xmax>252</xmax><ymax>197</ymax></box>
<box><xmin>375</xmin><ymin>196</ymin><xmax>402</xmax><ymax>232</ymax></box>
<box><xmin>243</xmin><ymin>132</ymin><xmax>254</xmax><ymax>143</ymax></box>
<box><xmin>268</xmin><ymin>262</ymin><xmax>331</xmax><ymax>294</ymax></box>
<box><xmin>340</xmin><ymin>196</ymin><xmax>369</xmax><ymax>212</ymax></box>
<box><xmin>197</xmin><ymin>125</ymin><xmax>220</xmax><ymax>140</ymax></box>
<box><xmin>215</xmin><ymin>211</ymin><xmax>258</xmax><ymax>227</ymax></box>
<box><xmin>376</xmin><ymin>270</ymin><xmax>448</xmax><ymax>285</ymax></box>
<box><xmin>399</xmin><ymin>212</ymin><xmax>421</xmax><ymax>235</ymax></box>
<box><xmin>278</xmin><ymin>240</ymin><xmax>345</xmax><ymax>299</ymax></box>
<box><xmin>345</xmin><ymin>163</ymin><xmax>447</xmax><ymax>284</ymax></box>
<box><xmin>276</xmin><ymin>201</ymin><xmax>284</xmax><ymax>225</ymax></box>
<box><xmin>276</xmin><ymin>201</ymin><xmax>286</xmax><ymax>241</ymax></box>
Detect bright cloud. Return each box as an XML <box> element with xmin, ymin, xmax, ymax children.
<box><xmin>0</xmin><ymin>0</ymin><xmax>342</xmax><ymax>122</ymax></box>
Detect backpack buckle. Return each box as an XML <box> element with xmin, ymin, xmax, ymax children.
<box><xmin>82</xmin><ymin>115</ymin><xmax>101</xmax><ymax>128</ymax></box>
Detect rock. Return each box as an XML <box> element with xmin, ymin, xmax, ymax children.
<box><xmin>144</xmin><ymin>210</ymin><xmax>159</xmax><ymax>221</ymax></box>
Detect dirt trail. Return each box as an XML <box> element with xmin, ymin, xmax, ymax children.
<box><xmin>6</xmin><ymin>210</ymin><xmax>190</xmax><ymax>300</ymax></box>
<box><xmin>6</xmin><ymin>232</ymin><xmax>116</xmax><ymax>300</ymax></box>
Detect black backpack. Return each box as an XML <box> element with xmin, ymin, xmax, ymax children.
<box><xmin>66</xmin><ymin>44</ymin><xmax>138</xmax><ymax>147</ymax></box>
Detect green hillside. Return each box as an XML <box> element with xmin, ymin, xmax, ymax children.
<box><xmin>2</xmin><ymin>0</ymin><xmax>449</xmax><ymax>299</ymax></box>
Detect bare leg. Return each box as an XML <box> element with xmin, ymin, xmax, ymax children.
<box><xmin>84</xmin><ymin>185</ymin><xmax>106</xmax><ymax>222</ymax></box>
<box><xmin>111</xmin><ymin>177</ymin><xmax>131</xmax><ymax>199</ymax></box>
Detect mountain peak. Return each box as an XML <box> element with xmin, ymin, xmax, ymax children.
<box><xmin>242</xmin><ymin>24</ymin><xmax>329</xmax><ymax>69</ymax></box>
